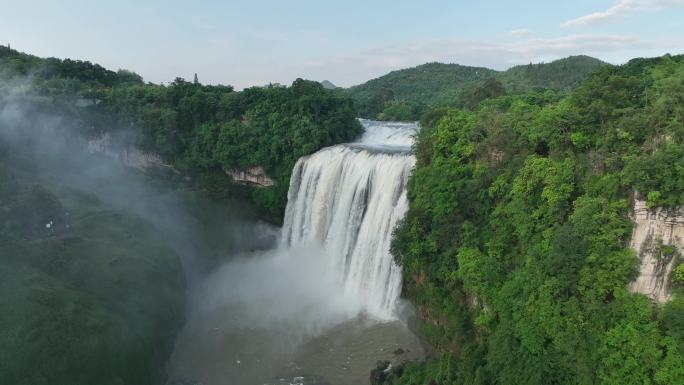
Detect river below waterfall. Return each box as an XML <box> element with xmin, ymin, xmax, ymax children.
<box><xmin>167</xmin><ymin>120</ymin><xmax>424</xmax><ymax>385</ymax></box>
<box><xmin>167</xmin><ymin>311</ymin><xmax>424</xmax><ymax>385</ymax></box>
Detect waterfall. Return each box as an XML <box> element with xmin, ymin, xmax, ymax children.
<box><xmin>281</xmin><ymin>120</ymin><xmax>417</xmax><ymax>318</ymax></box>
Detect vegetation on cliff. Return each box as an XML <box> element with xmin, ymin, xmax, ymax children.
<box><xmin>96</xmin><ymin>77</ymin><xmax>362</xmax><ymax>219</ymax></box>
<box><xmin>0</xmin><ymin>163</ymin><xmax>185</xmax><ymax>385</ymax></box>
<box><xmin>0</xmin><ymin>45</ymin><xmax>363</xmax><ymax>220</ymax></box>
<box><xmin>390</xmin><ymin>54</ymin><xmax>684</xmax><ymax>384</ymax></box>
<box><xmin>0</xmin><ymin>46</ymin><xmax>361</xmax><ymax>384</ymax></box>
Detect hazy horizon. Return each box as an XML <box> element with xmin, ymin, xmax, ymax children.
<box><xmin>2</xmin><ymin>0</ymin><xmax>684</xmax><ymax>89</ymax></box>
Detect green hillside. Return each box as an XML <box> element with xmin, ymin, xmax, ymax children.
<box><xmin>0</xmin><ymin>45</ymin><xmax>362</xmax><ymax>220</ymax></box>
<box><xmin>0</xmin><ymin>46</ymin><xmax>362</xmax><ymax>384</ymax></box>
<box><xmin>386</xmin><ymin>54</ymin><xmax>684</xmax><ymax>385</ymax></box>
<box><xmin>499</xmin><ymin>55</ymin><xmax>609</xmax><ymax>91</ymax></box>
<box><xmin>348</xmin><ymin>55</ymin><xmax>607</xmax><ymax>120</ymax></box>
<box><xmin>347</xmin><ymin>62</ymin><xmax>496</xmax><ymax>119</ymax></box>
<box><xmin>0</xmin><ymin>163</ymin><xmax>185</xmax><ymax>385</ymax></box>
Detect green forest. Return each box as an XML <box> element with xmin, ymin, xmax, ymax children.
<box><xmin>0</xmin><ymin>163</ymin><xmax>186</xmax><ymax>385</ymax></box>
<box><xmin>0</xmin><ymin>46</ymin><xmax>362</xmax><ymax>385</ymax></box>
<box><xmin>387</xmin><ymin>54</ymin><xmax>684</xmax><ymax>384</ymax></box>
<box><xmin>0</xmin><ymin>45</ymin><xmax>362</xmax><ymax>220</ymax></box>
<box><xmin>348</xmin><ymin>55</ymin><xmax>606</xmax><ymax>121</ymax></box>
<box><xmin>3</xmin><ymin>42</ymin><xmax>684</xmax><ymax>385</ymax></box>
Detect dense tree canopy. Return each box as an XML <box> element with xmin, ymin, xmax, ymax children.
<box><xmin>4</xmin><ymin>44</ymin><xmax>683</xmax><ymax>385</ymax></box>
<box><xmin>0</xmin><ymin>46</ymin><xmax>362</xmax><ymax>384</ymax></box>
<box><xmin>0</xmin><ymin>163</ymin><xmax>185</xmax><ymax>385</ymax></box>
<box><xmin>0</xmin><ymin>46</ymin><xmax>362</xmax><ymax>220</ymax></box>
<box><xmin>347</xmin><ymin>55</ymin><xmax>607</xmax><ymax>121</ymax></box>
<box><xmin>388</xmin><ymin>54</ymin><xmax>684</xmax><ymax>385</ymax></box>
<box><xmin>93</xmin><ymin>78</ymin><xmax>362</xmax><ymax>218</ymax></box>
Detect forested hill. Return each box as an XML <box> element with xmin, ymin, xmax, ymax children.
<box><xmin>385</xmin><ymin>53</ymin><xmax>684</xmax><ymax>384</ymax></box>
<box><xmin>0</xmin><ymin>46</ymin><xmax>363</xmax><ymax>384</ymax></box>
<box><xmin>347</xmin><ymin>62</ymin><xmax>496</xmax><ymax>118</ymax></box>
<box><xmin>0</xmin><ymin>45</ymin><xmax>363</xmax><ymax>220</ymax></box>
<box><xmin>347</xmin><ymin>55</ymin><xmax>607</xmax><ymax>120</ymax></box>
<box><xmin>0</xmin><ymin>163</ymin><xmax>185</xmax><ymax>385</ymax></box>
<box><xmin>499</xmin><ymin>55</ymin><xmax>608</xmax><ymax>91</ymax></box>
<box><xmin>0</xmin><ymin>45</ymin><xmax>144</xmax><ymax>86</ymax></box>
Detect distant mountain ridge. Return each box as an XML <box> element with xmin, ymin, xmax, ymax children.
<box><xmin>500</xmin><ymin>55</ymin><xmax>609</xmax><ymax>91</ymax></box>
<box><xmin>319</xmin><ymin>80</ymin><xmax>338</xmax><ymax>89</ymax></box>
<box><xmin>346</xmin><ymin>55</ymin><xmax>608</xmax><ymax>120</ymax></box>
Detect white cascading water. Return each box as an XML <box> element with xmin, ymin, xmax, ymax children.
<box><xmin>281</xmin><ymin>120</ymin><xmax>417</xmax><ymax>318</ymax></box>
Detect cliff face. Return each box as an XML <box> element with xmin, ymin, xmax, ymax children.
<box><xmin>628</xmin><ymin>198</ymin><xmax>684</xmax><ymax>302</ymax></box>
<box><xmin>88</xmin><ymin>133</ymin><xmax>277</xmax><ymax>188</ymax></box>
<box><xmin>86</xmin><ymin>133</ymin><xmax>171</xmax><ymax>170</ymax></box>
<box><xmin>226</xmin><ymin>167</ymin><xmax>275</xmax><ymax>188</ymax></box>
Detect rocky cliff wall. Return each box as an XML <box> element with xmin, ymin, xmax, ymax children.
<box><xmin>88</xmin><ymin>132</ymin><xmax>276</xmax><ymax>187</ymax></box>
<box><xmin>628</xmin><ymin>198</ymin><xmax>684</xmax><ymax>302</ymax></box>
<box><xmin>86</xmin><ymin>132</ymin><xmax>170</xmax><ymax>170</ymax></box>
<box><xmin>225</xmin><ymin>166</ymin><xmax>275</xmax><ymax>188</ymax></box>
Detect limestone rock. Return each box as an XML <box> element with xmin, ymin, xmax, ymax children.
<box><xmin>226</xmin><ymin>166</ymin><xmax>275</xmax><ymax>188</ymax></box>
<box><xmin>628</xmin><ymin>198</ymin><xmax>684</xmax><ymax>302</ymax></box>
<box><xmin>86</xmin><ymin>132</ymin><xmax>171</xmax><ymax>170</ymax></box>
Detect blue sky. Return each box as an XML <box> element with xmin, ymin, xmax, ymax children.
<box><xmin>1</xmin><ymin>0</ymin><xmax>683</xmax><ymax>88</ymax></box>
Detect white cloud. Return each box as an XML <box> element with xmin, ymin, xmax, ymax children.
<box><xmin>507</xmin><ymin>28</ymin><xmax>533</xmax><ymax>38</ymax></box>
<box><xmin>295</xmin><ymin>32</ymin><xmax>672</xmax><ymax>87</ymax></box>
<box><xmin>562</xmin><ymin>0</ymin><xmax>684</xmax><ymax>27</ymax></box>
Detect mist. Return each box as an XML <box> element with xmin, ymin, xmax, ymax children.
<box><xmin>0</xmin><ymin>75</ymin><xmax>372</xmax><ymax>356</ymax></box>
<box><xmin>192</xmin><ymin>244</ymin><xmax>365</xmax><ymax>332</ymax></box>
<box><xmin>1</xmin><ymin>77</ymin><xmax>425</xmax><ymax>385</ymax></box>
<box><xmin>0</xmin><ymin>77</ymin><xmax>277</xmax><ymax>284</ymax></box>
<box><xmin>0</xmin><ymin>77</ymin><xmax>371</xmax><ymax>331</ymax></box>
<box><xmin>164</xmin><ymin>120</ymin><xmax>425</xmax><ymax>385</ymax></box>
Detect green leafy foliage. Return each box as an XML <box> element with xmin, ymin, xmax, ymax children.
<box><xmin>95</xmin><ymin>78</ymin><xmax>362</xmax><ymax>219</ymax></box>
<box><xmin>390</xmin><ymin>54</ymin><xmax>684</xmax><ymax>385</ymax></box>
<box><xmin>0</xmin><ymin>47</ymin><xmax>362</xmax><ymax>384</ymax></box>
<box><xmin>0</xmin><ymin>46</ymin><xmax>143</xmax><ymax>89</ymax></box>
<box><xmin>348</xmin><ymin>55</ymin><xmax>607</xmax><ymax>120</ymax></box>
<box><xmin>348</xmin><ymin>62</ymin><xmax>496</xmax><ymax>119</ymax></box>
<box><xmin>0</xmin><ymin>167</ymin><xmax>185</xmax><ymax>385</ymax></box>
<box><xmin>674</xmin><ymin>264</ymin><xmax>684</xmax><ymax>285</ymax></box>
<box><xmin>0</xmin><ymin>47</ymin><xmax>362</xmax><ymax>221</ymax></box>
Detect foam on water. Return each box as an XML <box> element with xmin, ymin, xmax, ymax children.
<box><xmin>281</xmin><ymin>120</ymin><xmax>418</xmax><ymax>318</ymax></box>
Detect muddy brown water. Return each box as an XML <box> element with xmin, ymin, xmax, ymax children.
<box><xmin>166</xmin><ymin>309</ymin><xmax>424</xmax><ymax>385</ymax></box>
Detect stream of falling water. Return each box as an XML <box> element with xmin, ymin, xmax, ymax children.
<box><xmin>167</xmin><ymin>120</ymin><xmax>424</xmax><ymax>385</ymax></box>
<box><xmin>281</xmin><ymin>120</ymin><xmax>416</xmax><ymax>318</ymax></box>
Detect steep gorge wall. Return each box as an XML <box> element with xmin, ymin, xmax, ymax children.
<box><xmin>86</xmin><ymin>132</ymin><xmax>170</xmax><ymax>170</ymax></box>
<box><xmin>628</xmin><ymin>198</ymin><xmax>684</xmax><ymax>302</ymax></box>
<box><xmin>87</xmin><ymin>133</ymin><xmax>275</xmax><ymax>187</ymax></box>
<box><xmin>225</xmin><ymin>166</ymin><xmax>275</xmax><ymax>188</ymax></box>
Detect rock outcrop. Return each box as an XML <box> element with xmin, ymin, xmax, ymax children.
<box><xmin>87</xmin><ymin>132</ymin><xmax>276</xmax><ymax>188</ymax></box>
<box><xmin>628</xmin><ymin>198</ymin><xmax>684</xmax><ymax>302</ymax></box>
<box><xmin>86</xmin><ymin>132</ymin><xmax>171</xmax><ymax>170</ymax></box>
<box><xmin>226</xmin><ymin>167</ymin><xmax>275</xmax><ymax>188</ymax></box>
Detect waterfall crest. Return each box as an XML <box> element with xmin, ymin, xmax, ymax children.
<box><xmin>281</xmin><ymin>120</ymin><xmax>417</xmax><ymax>318</ymax></box>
